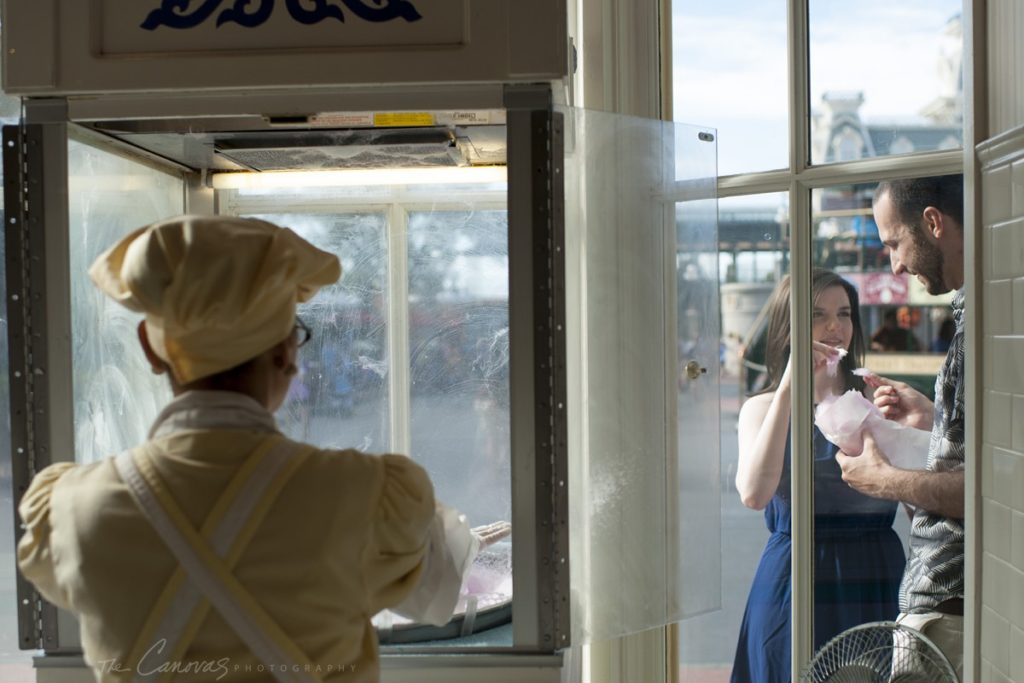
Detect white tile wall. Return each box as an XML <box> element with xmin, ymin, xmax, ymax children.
<box><xmin>1014</xmin><ymin>396</ymin><xmax>1024</xmax><ymax>452</ymax></box>
<box><xmin>1014</xmin><ymin>511</ymin><xmax>1024</xmax><ymax>570</ymax></box>
<box><xmin>985</xmin><ymin>499</ymin><xmax>1013</xmax><ymax>562</ymax></box>
<box><xmin>984</xmin><ymin>605</ymin><xmax>1012</xmax><ymax>677</ymax></box>
<box><xmin>988</xmin><ymin>0</ymin><xmax>1024</xmax><ymax>136</ymax></box>
<box><xmin>986</xmin><ymin>391</ymin><xmax>1013</xmax><ymax>449</ymax></box>
<box><xmin>988</xmin><ymin>281</ymin><xmax>1014</xmax><ymax>336</ymax></box>
<box><xmin>981</xmin><ymin>129</ymin><xmax>1024</xmax><ymax>683</ymax></box>
<box><xmin>1012</xmin><ymin>625</ymin><xmax>1024</xmax><ymax>682</ymax></box>
<box><xmin>1015</xmin><ymin>279</ymin><xmax>1024</xmax><ymax>336</ymax></box>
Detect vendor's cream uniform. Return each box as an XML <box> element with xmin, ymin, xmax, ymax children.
<box><xmin>18</xmin><ymin>392</ymin><xmax>476</xmax><ymax>683</ymax></box>
<box><xmin>16</xmin><ymin>218</ymin><xmax>477</xmax><ymax>683</ymax></box>
<box><xmin>16</xmin><ymin>216</ymin><xmax>477</xmax><ymax>683</ymax></box>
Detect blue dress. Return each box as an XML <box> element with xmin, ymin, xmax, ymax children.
<box><xmin>731</xmin><ymin>427</ymin><xmax>905</xmax><ymax>683</ymax></box>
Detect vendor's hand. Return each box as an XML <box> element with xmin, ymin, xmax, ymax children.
<box><xmin>863</xmin><ymin>374</ymin><xmax>933</xmax><ymax>429</ymax></box>
<box><xmin>835</xmin><ymin>432</ymin><xmax>896</xmax><ymax>500</ymax></box>
<box><xmin>472</xmin><ymin>521</ymin><xmax>511</xmax><ymax>548</ymax></box>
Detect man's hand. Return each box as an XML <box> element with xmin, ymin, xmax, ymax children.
<box><xmin>472</xmin><ymin>521</ymin><xmax>511</xmax><ymax>548</ymax></box>
<box><xmin>835</xmin><ymin>432</ymin><xmax>898</xmax><ymax>500</ymax></box>
<box><xmin>864</xmin><ymin>374</ymin><xmax>934</xmax><ymax>430</ymax></box>
<box><xmin>837</xmin><ymin>434</ymin><xmax>965</xmax><ymax>517</ymax></box>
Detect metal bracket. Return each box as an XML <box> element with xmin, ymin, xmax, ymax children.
<box><xmin>542</xmin><ymin>109</ymin><xmax>570</xmax><ymax>651</ymax></box>
<box><xmin>4</xmin><ymin>118</ymin><xmax>73</xmax><ymax>653</ymax></box>
<box><xmin>505</xmin><ymin>83</ymin><xmax>570</xmax><ymax>651</ymax></box>
<box><xmin>5</xmin><ymin>124</ymin><xmax>51</xmax><ymax>651</ymax></box>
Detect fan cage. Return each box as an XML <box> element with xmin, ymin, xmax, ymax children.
<box><xmin>800</xmin><ymin>620</ymin><xmax>959</xmax><ymax>683</ymax></box>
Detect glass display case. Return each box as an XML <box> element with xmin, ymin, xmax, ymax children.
<box><xmin>3</xmin><ymin>92</ymin><xmax>720</xmax><ymax>675</ymax></box>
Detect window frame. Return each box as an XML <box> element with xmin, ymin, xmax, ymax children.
<box><xmin>219</xmin><ymin>191</ymin><xmax>509</xmax><ymax>460</ymax></box>
<box><xmin>7</xmin><ymin>95</ymin><xmax>571</xmax><ymax>657</ymax></box>
<box><xmin>670</xmin><ymin>0</ymin><xmax>968</xmax><ymax>673</ymax></box>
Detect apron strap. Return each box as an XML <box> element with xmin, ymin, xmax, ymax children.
<box><xmin>116</xmin><ymin>437</ymin><xmax>319</xmax><ymax>683</ymax></box>
<box><xmin>124</xmin><ymin>435</ymin><xmax>282</xmax><ymax>678</ymax></box>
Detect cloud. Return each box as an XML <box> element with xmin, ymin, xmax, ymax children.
<box><xmin>672</xmin><ymin>13</ymin><xmax>788</xmax><ymax>120</ymax></box>
<box><xmin>672</xmin><ymin>1</ymin><xmax>961</xmax><ymax>123</ymax></box>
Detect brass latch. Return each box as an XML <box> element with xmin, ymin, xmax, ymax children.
<box><xmin>685</xmin><ymin>360</ymin><xmax>708</xmax><ymax>380</ymax></box>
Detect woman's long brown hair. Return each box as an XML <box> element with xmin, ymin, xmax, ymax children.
<box><xmin>754</xmin><ymin>268</ymin><xmax>866</xmax><ymax>398</ymax></box>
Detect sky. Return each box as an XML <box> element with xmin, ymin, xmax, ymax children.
<box><xmin>672</xmin><ymin>0</ymin><xmax>962</xmax><ymax>178</ymax></box>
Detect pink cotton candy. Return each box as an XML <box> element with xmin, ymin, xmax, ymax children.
<box><xmin>815</xmin><ymin>390</ymin><xmax>878</xmax><ymax>454</ymax></box>
<box><xmin>825</xmin><ymin>347</ymin><xmax>848</xmax><ymax>377</ymax></box>
<box><xmin>815</xmin><ymin>389</ymin><xmax>930</xmax><ymax>468</ymax></box>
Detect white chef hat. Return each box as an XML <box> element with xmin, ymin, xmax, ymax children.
<box><xmin>89</xmin><ymin>215</ymin><xmax>341</xmax><ymax>384</ymax></box>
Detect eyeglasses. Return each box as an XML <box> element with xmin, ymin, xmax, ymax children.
<box><xmin>293</xmin><ymin>316</ymin><xmax>312</xmax><ymax>348</ymax></box>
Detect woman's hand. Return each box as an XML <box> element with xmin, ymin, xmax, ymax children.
<box><xmin>812</xmin><ymin>341</ymin><xmax>843</xmax><ymax>374</ymax></box>
<box><xmin>781</xmin><ymin>341</ymin><xmax>843</xmax><ymax>386</ymax></box>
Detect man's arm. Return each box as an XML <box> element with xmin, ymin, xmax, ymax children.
<box><xmin>835</xmin><ymin>432</ymin><xmax>964</xmax><ymax>519</ymax></box>
<box><xmin>874</xmin><ymin>468</ymin><xmax>963</xmax><ymax>519</ymax></box>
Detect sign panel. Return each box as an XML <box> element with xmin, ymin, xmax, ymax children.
<box><xmin>101</xmin><ymin>0</ymin><xmax>465</xmax><ymax>54</ymax></box>
<box><xmin>844</xmin><ymin>272</ymin><xmax>909</xmax><ymax>305</ymax></box>
<box><xmin>2</xmin><ymin>0</ymin><xmax>566</xmax><ymax>95</ymax></box>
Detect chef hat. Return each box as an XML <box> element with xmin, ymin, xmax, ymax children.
<box><xmin>89</xmin><ymin>215</ymin><xmax>341</xmax><ymax>384</ymax></box>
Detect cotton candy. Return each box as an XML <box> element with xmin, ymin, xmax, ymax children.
<box><xmin>825</xmin><ymin>347</ymin><xmax>847</xmax><ymax>377</ymax></box>
<box><xmin>815</xmin><ymin>390</ymin><xmax>930</xmax><ymax>469</ymax></box>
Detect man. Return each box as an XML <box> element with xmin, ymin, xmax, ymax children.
<box><xmin>835</xmin><ymin>173</ymin><xmax>965</xmax><ymax>678</ymax></box>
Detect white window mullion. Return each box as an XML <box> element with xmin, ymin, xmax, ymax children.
<box><xmin>386</xmin><ymin>203</ymin><xmax>411</xmax><ymax>455</ymax></box>
<box><xmin>718</xmin><ymin>148</ymin><xmax>964</xmax><ymax>198</ymax></box>
<box><xmin>788</xmin><ymin>179</ymin><xmax>815</xmax><ymax>683</ymax></box>
<box><xmin>787</xmin><ymin>0</ymin><xmax>814</xmax><ymax>679</ymax></box>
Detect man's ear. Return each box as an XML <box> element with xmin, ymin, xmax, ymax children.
<box><xmin>137</xmin><ymin>321</ymin><xmax>168</xmax><ymax>375</ymax></box>
<box><xmin>922</xmin><ymin>206</ymin><xmax>945</xmax><ymax>239</ymax></box>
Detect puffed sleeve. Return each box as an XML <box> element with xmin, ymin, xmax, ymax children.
<box><xmin>363</xmin><ymin>455</ymin><xmax>436</xmax><ymax>614</ymax></box>
<box><xmin>17</xmin><ymin>463</ymin><xmax>76</xmax><ymax>610</ymax></box>
<box><xmin>363</xmin><ymin>455</ymin><xmax>480</xmax><ymax>627</ymax></box>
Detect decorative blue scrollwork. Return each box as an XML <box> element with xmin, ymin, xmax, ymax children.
<box><xmin>285</xmin><ymin>0</ymin><xmax>346</xmax><ymax>24</ymax></box>
<box><xmin>216</xmin><ymin>0</ymin><xmax>276</xmax><ymax>27</ymax></box>
<box><xmin>141</xmin><ymin>0</ymin><xmax>421</xmax><ymax>29</ymax></box>
<box><xmin>285</xmin><ymin>0</ymin><xmax>422</xmax><ymax>24</ymax></box>
<box><xmin>142</xmin><ymin>0</ymin><xmax>226</xmax><ymax>30</ymax></box>
<box><xmin>340</xmin><ymin>0</ymin><xmax>422</xmax><ymax>23</ymax></box>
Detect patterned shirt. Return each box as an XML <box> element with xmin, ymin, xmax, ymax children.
<box><xmin>900</xmin><ymin>288</ymin><xmax>966</xmax><ymax>614</ymax></box>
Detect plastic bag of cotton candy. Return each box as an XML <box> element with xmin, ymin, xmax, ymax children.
<box><xmin>814</xmin><ymin>389</ymin><xmax>931</xmax><ymax>469</ymax></box>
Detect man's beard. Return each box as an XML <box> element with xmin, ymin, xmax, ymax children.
<box><xmin>910</xmin><ymin>228</ymin><xmax>947</xmax><ymax>295</ymax></box>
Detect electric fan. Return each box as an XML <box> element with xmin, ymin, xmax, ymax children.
<box><xmin>800</xmin><ymin>621</ymin><xmax>959</xmax><ymax>683</ymax></box>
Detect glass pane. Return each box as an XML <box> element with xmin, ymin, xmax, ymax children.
<box><xmin>406</xmin><ymin>209</ymin><xmax>512</xmax><ymax>619</ymax></box>
<box><xmin>810</xmin><ymin>2</ymin><xmax>963</xmax><ymax>165</ymax></box>
<box><xmin>812</xmin><ymin>181</ymin><xmax>954</xmax><ymax>395</ymax></box>
<box><xmin>407</xmin><ymin>210</ymin><xmax>509</xmax><ymax>524</ymax></box>
<box><xmin>679</xmin><ymin>192</ymin><xmax>788</xmax><ymax>681</ymax></box>
<box><xmin>672</xmin><ymin>0</ymin><xmax>788</xmax><ymax>174</ymax></box>
<box><xmin>69</xmin><ymin>140</ymin><xmax>184</xmax><ymax>463</ymax></box>
<box><xmin>244</xmin><ymin>213</ymin><xmax>390</xmax><ymax>453</ymax></box>
<box><xmin>803</xmin><ymin>183</ymin><xmax>910</xmax><ymax>656</ymax></box>
<box><xmin>563</xmin><ymin>106</ymin><xmax>720</xmax><ymax>643</ymax></box>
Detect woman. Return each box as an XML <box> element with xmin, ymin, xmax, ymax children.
<box><xmin>731</xmin><ymin>269</ymin><xmax>905</xmax><ymax>683</ymax></box>
<box><xmin>17</xmin><ymin>215</ymin><xmax>505</xmax><ymax>682</ymax></box>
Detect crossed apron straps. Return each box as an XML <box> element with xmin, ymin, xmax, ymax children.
<box><xmin>114</xmin><ymin>435</ymin><xmax>321</xmax><ymax>683</ymax></box>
